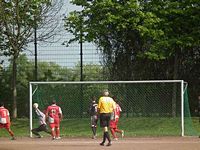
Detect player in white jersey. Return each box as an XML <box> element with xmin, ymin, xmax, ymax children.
<box><xmin>32</xmin><ymin>103</ymin><xmax>51</xmax><ymax>138</ymax></box>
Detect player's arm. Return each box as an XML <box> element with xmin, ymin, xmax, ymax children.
<box><xmin>7</xmin><ymin>110</ymin><xmax>11</xmax><ymax>123</ymax></box>
<box><xmin>45</xmin><ymin>108</ymin><xmax>49</xmax><ymax>122</ymax></box>
<box><xmin>97</xmin><ymin>98</ymin><xmax>102</xmax><ymax>114</ymax></box>
<box><xmin>58</xmin><ymin>107</ymin><xmax>63</xmax><ymax>120</ymax></box>
<box><xmin>112</xmin><ymin>100</ymin><xmax>117</xmax><ymax>120</ymax></box>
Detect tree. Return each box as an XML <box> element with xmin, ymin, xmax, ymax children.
<box><xmin>0</xmin><ymin>0</ymin><xmax>63</xmax><ymax>118</ymax></box>
<box><xmin>64</xmin><ymin>0</ymin><xmax>199</xmax><ymax>79</ymax></box>
<box><xmin>144</xmin><ymin>0</ymin><xmax>200</xmax><ymax>78</ymax></box>
<box><xmin>64</xmin><ymin>0</ymin><xmax>163</xmax><ymax>80</ymax></box>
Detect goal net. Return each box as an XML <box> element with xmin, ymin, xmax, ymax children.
<box><xmin>29</xmin><ymin>80</ymin><xmax>196</xmax><ymax>137</ymax></box>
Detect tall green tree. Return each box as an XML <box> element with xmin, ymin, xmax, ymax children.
<box><xmin>144</xmin><ymin>0</ymin><xmax>200</xmax><ymax>79</ymax></box>
<box><xmin>0</xmin><ymin>0</ymin><xmax>60</xmax><ymax>118</ymax></box>
<box><xmin>64</xmin><ymin>0</ymin><xmax>163</xmax><ymax>80</ymax></box>
<box><xmin>64</xmin><ymin>0</ymin><xmax>199</xmax><ymax>80</ymax></box>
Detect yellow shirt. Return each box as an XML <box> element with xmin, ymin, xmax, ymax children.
<box><xmin>98</xmin><ymin>96</ymin><xmax>116</xmax><ymax>113</ymax></box>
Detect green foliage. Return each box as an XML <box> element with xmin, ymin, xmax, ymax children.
<box><xmin>146</xmin><ymin>0</ymin><xmax>200</xmax><ymax>58</ymax></box>
<box><xmin>0</xmin><ymin>54</ymin><xmax>105</xmax><ymax>117</ymax></box>
<box><xmin>0</xmin><ymin>0</ymin><xmax>61</xmax><ymax>117</ymax></box>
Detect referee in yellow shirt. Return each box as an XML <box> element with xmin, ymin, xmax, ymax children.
<box><xmin>98</xmin><ymin>89</ymin><xmax>116</xmax><ymax>146</ymax></box>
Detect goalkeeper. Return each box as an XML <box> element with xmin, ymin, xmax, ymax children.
<box><xmin>32</xmin><ymin>103</ymin><xmax>51</xmax><ymax>138</ymax></box>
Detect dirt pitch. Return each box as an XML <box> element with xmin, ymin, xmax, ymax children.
<box><xmin>0</xmin><ymin>136</ymin><xmax>200</xmax><ymax>150</ymax></box>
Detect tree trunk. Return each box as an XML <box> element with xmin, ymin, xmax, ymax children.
<box><xmin>12</xmin><ymin>56</ymin><xmax>17</xmax><ymax>118</ymax></box>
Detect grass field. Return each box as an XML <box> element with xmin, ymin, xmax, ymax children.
<box><xmin>0</xmin><ymin>117</ymin><xmax>200</xmax><ymax>138</ymax></box>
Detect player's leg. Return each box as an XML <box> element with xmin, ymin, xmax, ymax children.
<box><xmin>99</xmin><ymin>114</ymin><xmax>106</xmax><ymax>146</ymax></box>
<box><xmin>32</xmin><ymin>124</ymin><xmax>46</xmax><ymax>138</ymax></box>
<box><xmin>42</xmin><ymin>124</ymin><xmax>51</xmax><ymax>135</ymax></box>
<box><xmin>32</xmin><ymin>127</ymin><xmax>42</xmax><ymax>137</ymax></box>
<box><xmin>114</xmin><ymin>120</ymin><xmax>124</xmax><ymax>138</ymax></box>
<box><xmin>104</xmin><ymin>126</ymin><xmax>112</xmax><ymax>146</ymax></box>
<box><xmin>49</xmin><ymin>124</ymin><xmax>56</xmax><ymax>139</ymax></box>
<box><xmin>91</xmin><ymin>116</ymin><xmax>97</xmax><ymax>139</ymax></box>
<box><xmin>110</xmin><ymin>127</ymin><xmax>118</xmax><ymax>140</ymax></box>
<box><xmin>55</xmin><ymin>128</ymin><xmax>61</xmax><ymax>139</ymax></box>
<box><xmin>104</xmin><ymin>114</ymin><xmax>112</xmax><ymax>146</ymax></box>
<box><xmin>5</xmin><ymin>124</ymin><xmax>15</xmax><ymax>140</ymax></box>
<box><xmin>114</xmin><ymin>128</ymin><xmax>124</xmax><ymax>138</ymax></box>
<box><xmin>55</xmin><ymin>122</ymin><xmax>61</xmax><ymax>139</ymax></box>
<box><xmin>110</xmin><ymin>120</ymin><xmax>117</xmax><ymax>139</ymax></box>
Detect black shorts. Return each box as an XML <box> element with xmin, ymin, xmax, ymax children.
<box><xmin>100</xmin><ymin>113</ymin><xmax>111</xmax><ymax>128</ymax></box>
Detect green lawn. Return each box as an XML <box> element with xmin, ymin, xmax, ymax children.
<box><xmin>0</xmin><ymin>117</ymin><xmax>200</xmax><ymax>137</ymax></box>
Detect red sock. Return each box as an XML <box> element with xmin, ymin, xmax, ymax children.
<box><xmin>110</xmin><ymin>128</ymin><xmax>117</xmax><ymax>138</ymax></box>
<box><xmin>51</xmin><ymin>129</ymin><xmax>56</xmax><ymax>137</ymax></box>
<box><xmin>56</xmin><ymin>128</ymin><xmax>60</xmax><ymax>137</ymax></box>
<box><xmin>115</xmin><ymin>128</ymin><xmax>122</xmax><ymax>133</ymax></box>
<box><xmin>7</xmin><ymin>128</ymin><xmax>14</xmax><ymax>137</ymax></box>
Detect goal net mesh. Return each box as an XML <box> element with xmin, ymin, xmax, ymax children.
<box><xmin>30</xmin><ymin>81</ymin><xmax>197</xmax><ymax>136</ymax></box>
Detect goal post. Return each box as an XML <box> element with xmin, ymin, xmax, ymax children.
<box><xmin>29</xmin><ymin>80</ymin><xmax>195</xmax><ymax>137</ymax></box>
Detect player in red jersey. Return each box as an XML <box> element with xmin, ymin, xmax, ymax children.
<box><xmin>109</xmin><ymin>96</ymin><xmax>124</xmax><ymax>140</ymax></box>
<box><xmin>45</xmin><ymin>101</ymin><xmax>63</xmax><ymax>140</ymax></box>
<box><xmin>0</xmin><ymin>102</ymin><xmax>16</xmax><ymax>140</ymax></box>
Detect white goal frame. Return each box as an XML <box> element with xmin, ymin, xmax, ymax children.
<box><xmin>29</xmin><ymin>80</ymin><xmax>185</xmax><ymax>137</ymax></box>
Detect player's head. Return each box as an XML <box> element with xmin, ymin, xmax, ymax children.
<box><xmin>0</xmin><ymin>102</ymin><xmax>4</xmax><ymax>107</ymax></box>
<box><xmin>102</xmin><ymin>89</ymin><xmax>109</xmax><ymax>96</ymax></box>
<box><xmin>52</xmin><ymin>100</ymin><xmax>56</xmax><ymax>105</ymax></box>
<box><xmin>91</xmin><ymin>96</ymin><xmax>96</xmax><ymax>103</ymax></box>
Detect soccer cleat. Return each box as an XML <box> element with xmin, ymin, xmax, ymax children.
<box><xmin>11</xmin><ymin>137</ymin><xmax>16</xmax><ymax>140</ymax></box>
<box><xmin>121</xmin><ymin>130</ymin><xmax>124</xmax><ymax>138</ymax></box>
<box><xmin>113</xmin><ymin>138</ymin><xmax>118</xmax><ymax>141</ymax></box>
<box><xmin>106</xmin><ymin>142</ymin><xmax>112</xmax><ymax>146</ymax></box>
<box><xmin>36</xmin><ymin>135</ymin><xmax>43</xmax><ymax>138</ymax></box>
<box><xmin>100</xmin><ymin>142</ymin><xmax>104</xmax><ymax>146</ymax></box>
<box><xmin>55</xmin><ymin>137</ymin><xmax>61</xmax><ymax>140</ymax></box>
<box><xmin>52</xmin><ymin>136</ymin><xmax>56</xmax><ymax>140</ymax></box>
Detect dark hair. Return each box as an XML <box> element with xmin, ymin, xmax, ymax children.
<box><xmin>52</xmin><ymin>100</ymin><xmax>56</xmax><ymax>104</ymax></box>
<box><xmin>0</xmin><ymin>102</ymin><xmax>4</xmax><ymax>107</ymax></box>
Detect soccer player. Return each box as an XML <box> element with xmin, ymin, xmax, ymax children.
<box><xmin>88</xmin><ymin>96</ymin><xmax>98</xmax><ymax>139</ymax></box>
<box><xmin>110</xmin><ymin>96</ymin><xmax>124</xmax><ymax>140</ymax></box>
<box><xmin>0</xmin><ymin>102</ymin><xmax>16</xmax><ymax>140</ymax></box>
<box><xmin>31</xmin><ymin>103</ymin><xmax>51</xmax><ymax>138</ymax></box>
<box><xmin>45</xmin><ymin>100</ymin><xmax>63</xmax><ymax>140</ymax></box>
<box><xmin>98</xmin><ymin>90</ymin><xmax>116</xmax><ymax>146</ymax></box>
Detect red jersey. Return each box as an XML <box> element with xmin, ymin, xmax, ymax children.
<box><xmin>46</xmin><ymin>104</ymin><xmax>62</xmax><ymax>124</ymax></box>
<box><xmin>0</xmin><ymin>106</ymin><xmax>10</xmax><ymax>124</ymax></box>
<box><xmin>114</xmin><ymin>103</ymin><xmax>122</xmax><ymax>119</ymax></box>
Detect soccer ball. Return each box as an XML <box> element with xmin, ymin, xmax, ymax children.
<box><xmin>33</xmin><ymin>103</ymin><xmax>38</xmax><ymax>108</ymax></box>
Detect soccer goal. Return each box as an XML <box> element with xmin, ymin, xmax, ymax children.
<box><xmin>29</xmin><ymin>80</ymin><xmax>195</xmax><ymax>137</ymax></box>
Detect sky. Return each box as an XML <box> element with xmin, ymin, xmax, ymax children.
<box><xmin>26</xmin><ymin>0</ymin><xmax>102</xmax><ymax>68</ymax></box>
<box><xmin>1</xmin><ymin>0</ymin><xmax>102</xmax><ymax>68</ymax></box>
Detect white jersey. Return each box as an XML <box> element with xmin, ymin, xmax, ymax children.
<box><xmin>35</xmin><ymin>108</ymin><xmax>46</xmax><ymax>125</ymax></box>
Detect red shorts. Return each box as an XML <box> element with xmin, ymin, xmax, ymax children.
<box><xmin>110</xmin><ymin>119</ymin><xmax>119</xmax><ymax>129</ymax></box>
<box><xmin>49</xmin><ymin>118</ymin><xmax>60</xmax><ymax>129</ymax></box>
<box><xmin>0</xmin><ymin>123</ymin><xmax>11</xmax><ymax>129</ymax></box>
